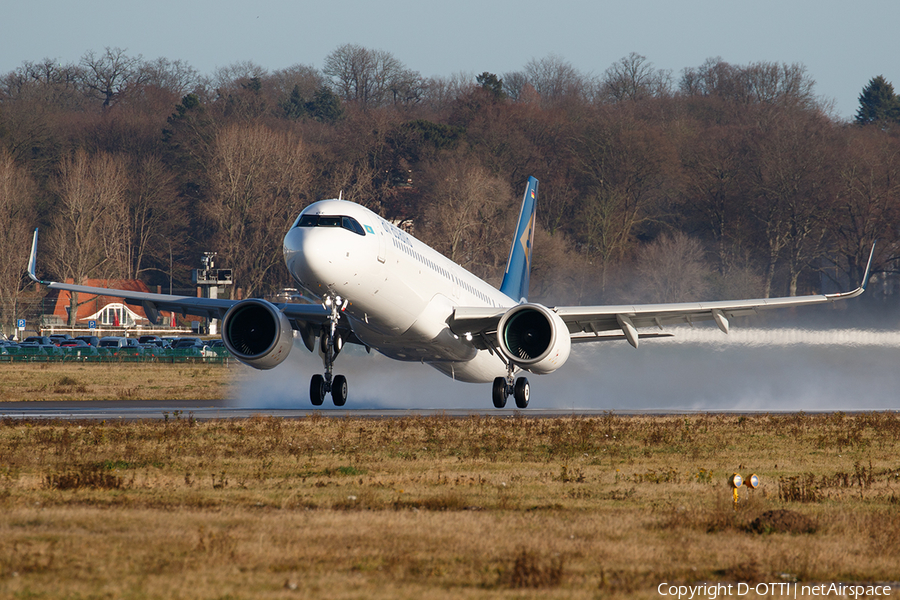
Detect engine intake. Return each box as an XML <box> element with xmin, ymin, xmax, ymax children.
<box><xmin>497</xmin><ymin>303</ymin><xmax>571</xmax><ymax>375</ymax></box>
<box><xmin>222</xmin><ymin>299</ymin><xmax>294</xmax><ymax>370</ymax></box>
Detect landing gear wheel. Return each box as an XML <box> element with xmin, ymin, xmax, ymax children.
<box><xmin>513</xmin><ymin>377</ymin><xmax>530</xmax><ymax>409</ymax></box>
<box><xmin>492</xmin><ymin>377</ymin><xmax>508</xmax><ymax>409</ymax></box>
<box><xmin>310</xmin><ymin>374</ymin><xmax>326</xmax><ymax>406</ymax></box>
<box><xmin>332</xmin><ymin>374</ymin><xmax>348</xmax><ymax>407</ymax></box>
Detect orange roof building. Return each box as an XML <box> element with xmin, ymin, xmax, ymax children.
<box><xmin>45</xmin><ymin>279</ymin><xmax>175</xmax><ymax>327</ymax></box>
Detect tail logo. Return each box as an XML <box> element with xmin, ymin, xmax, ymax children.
<box><xmin>519</xmin><ymin>213</ymin><xmax>535</xmax><ymax>269</ymax></box>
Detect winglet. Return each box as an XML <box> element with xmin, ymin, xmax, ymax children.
<box><xmin>500</xmin><ymin>176</ymin><xmax>538</xmax><ymax>302</ymax></box>
<box><xmin>860</xmin><ymin>240</ymin><xmax>876</xmax><ymax>291</ymax></box>
<box><xmin>27</xmin><ymin>228</ymin><xmax>44</xmax><ymax>285</ymax></box>
<box><xmin>825</xmin><ymin>240</ymin><xmax>876</xmax><ymax>300</ymax></box>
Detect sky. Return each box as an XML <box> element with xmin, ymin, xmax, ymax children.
<box><xmin>3</xmin><ymin>0</ymin><xmax>899</xmax><ymax>121</ymax></box>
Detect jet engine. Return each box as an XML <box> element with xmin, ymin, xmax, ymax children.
<box><xmin>221</xmin><ymin>299</ymin><xmax>294</xmax><ymax>370</ymax></box>
<box><xmin>497</xmin><ymin>303</ymin><xmax>571</xmax><ymax>374</ymax></box>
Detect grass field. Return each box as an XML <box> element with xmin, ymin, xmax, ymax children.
<box><xmin>1</xmin><ymin>391</ymin><xmax>899</xmax><ymax>598</ymax></box>
<box><xmin>0</xmin><ymin>361</ymin><xmax>235</xmax><ymax>402</ymax></box>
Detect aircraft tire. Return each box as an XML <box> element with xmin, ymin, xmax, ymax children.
<box><xmin>310</xmin><ymin>374</ymin><xmax>326</xmax><ymax>406</ymax></box>
<box><xmin>513</xmin><ymin>377</ymin><xmax>530</xmax><ymax>409</ymax></box>
<box><xmin>332</xmin><ymin>374</ymin><xmax>348</xmax><ymax>406</ymax></box>
<box><xmin>492</xmin><ymin>377</ymin><xmax>508</xmax><ymax>409</ymax></box>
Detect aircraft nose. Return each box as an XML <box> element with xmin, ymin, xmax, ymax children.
<box><xmin>283</xmin><ymin>226</ymin><xmax>330</xmax><ymax>285</ymax></box>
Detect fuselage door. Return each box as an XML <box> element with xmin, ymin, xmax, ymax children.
<box><xmin>375</xmin><ymin>221</ymin><xmax>387</xmax><ymax>263</ymax></box>
<box><xmin>449</xmin><ymin>268</ymin><xmax>461</xmax><ymax>299</ymax></box>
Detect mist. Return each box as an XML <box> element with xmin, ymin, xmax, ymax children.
<box><xmin>229</xmin><ymin>324</ymin><xmax>900</xmax><ymax>412</ymax></box>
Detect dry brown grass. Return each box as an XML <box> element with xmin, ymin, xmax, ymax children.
<box><xmin>0</xmin><ymin>411</ymin><xmax>898</xmax><ymax>598</ymax></box>
<box><xmin>0</xmin><ymin>362</ymin><xmax>234</xmax><ymax>401</ymax></box>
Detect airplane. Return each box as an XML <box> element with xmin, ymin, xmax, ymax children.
<box><xmin>27</xmin><ymin>176</ymin><xmax>875</xmax><ymax>409</ymax></box>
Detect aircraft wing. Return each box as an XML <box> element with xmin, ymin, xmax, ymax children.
<box><xmin>451</xmin><ymin>243</ymin><xmax>875</xmax><ymax>350</ymax></box>
<box><xmin>27</xmin><ymin>229</ymin><xmax>332</xmax><ymax>330</ymax></box>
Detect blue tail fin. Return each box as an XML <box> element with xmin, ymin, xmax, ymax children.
<box><xmin>500</xmin><ymin>176</ymin><xmax>538</xmax><ymax>302</ymax></box>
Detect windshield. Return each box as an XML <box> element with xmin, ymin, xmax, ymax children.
<box><xmin>296</xmin><ymin>214</ymin><xmax>366</xmax><ymax>236</ymax></box>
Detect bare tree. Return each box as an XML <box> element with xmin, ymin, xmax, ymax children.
<box><xmin>207</xmin><ymin>60</ymin><xmax>268</xmax><ymax>93</ymax></box>
<box><xmin>831</xmin><ymin>128</ymin><xmax>900</xmax><ymax>286</ymax></box>
<box><xmin>79</xmin><ymin>47</ymin><xmax>148</xmax><ymax>107</ymax></box>
<box><xmin>140</xmin><ymin>57</ymin><xmax>202</xmax><ymax>97</ymax></box>
<box><xmin>418</xmin><ymin>157</ymin><xmax>513</xmax><ymax>280</ymax></box>
<box><xmin>501</xmin><ymin>70</ymin><xmax>529</xmax><ymax>102</ymax></box>
<box><xmin>747</xmin><ymin>110</ymin><xmax>837</xmax><ymax>296</ymax></box>
<box><xmin>0</xmin><ymin>148</ymin><xmax>37</xmax><ymax>336</ymax></box>
<box><xmin>126</xmin><ymin>155</ymin><xmax>184</xmax><ymax>280</ymax></box>
<box><xmin>632</xmin><ymin>233</ymin><xmax>711</xmax><ymax>303</ymax></box>
<box><xmin>323</xmin><ymin>44</ymin><xmax>422</xmax><ymax>109</ymax></box>
<box><xmin>47</xmin><ymin>149</ymin><xmax>130</xmax><ymax>325</ymax></box>
<box><xmin>418</xmin><ymin>72</ymin><xmax>475</xmax><ymax>115</ymax></box>
<box><xmin>519</xmin><ymin>54</ymin><xmax>586</xmax><ymax>106</ymax></box>
<box><xmin>600</xmin><ymin>53</ymin><xmax>672</xmax><ymax>103</ymax></box>
<box><xmin>569</xmin><ymin>113</ymin><xmax>671</xmax><ymax>290</ymax></box>
<box><xmin>270</xmin><ymin>63</ymin><xmax>324</xmax><ymax>100</ymax></box>
<box><xmin>206</xmin><ymin>123</ymin><xmax>314</xmax><ymax>297</ymax></box>
<box><xmin>680</xmin><ymin>58</ymin><xmax>818</xmax><ymax>111</ymax></box>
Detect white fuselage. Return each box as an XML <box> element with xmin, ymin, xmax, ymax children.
<box><xmin>282</xmin><ymin>199</ymin><xmax>515</xmax><ymax>383</ymax></box>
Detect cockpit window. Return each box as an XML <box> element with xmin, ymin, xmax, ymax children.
<box><xmin>342</xmin><ymin>216</ymin><xmax>366</xmax><ymax>236</ymax></box>
<box><xmin>295</xmin><ymin>214</ymin><xmax>366</xmax><ymax>236</ymax></box>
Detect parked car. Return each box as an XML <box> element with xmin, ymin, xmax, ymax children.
<box><xmin>16</xmin><ymin>340</ymin><xmax>61</xmax><ymax>356</ymax></box>
<box><xmin>206</xmin><ymin>338</ymin><xmax>231</xmax><ymax>358</ymax></box>
<box><xmin>59</xmin><ymin>339</ymin><xmax>99</xmax><ymax>358</ymax></box>
<box><xmin>171</xmin><ymin>337</ymin><xmax>212</xmax><ymax>357</ymax></box>
<box><xmin>173</xmin><ymin>337</ymin><xmax>205</xmax><ymax>349</ymax></box>
<box><xmin>23</xmin><ymin>336</ymin><xmax>54</xmax><ymax>345</ymax></box>
<box><xmin>138</xmin><ymin>335</ymin><xmax>165</xmax><ymax>347</ymax></box>
<box><xmin>141</xmin><ymin>343</ymin><xmax>165</xmax><ymax>357</ymax></box>
<box><xmin>99</xmin><ymin>336</ymin><xmax>142</xmax><ymax>358</ymax></box>
<box><xmin>48</xmin><ymin>334</ymin><xmax>73</xmax><ymax>345</ymax></box>
<box><xmin>59</xmin><ymin>340</ymin><xmax>91</xmax><ymax>348</ymax></box>
<box><xmin>75</xmin><ymin>335</ymin><xmax>100</xmax><ymax>347</ymax></box>
<box><xmin>98</xmin><ymin>336</ymin><xmax>128</xmax><ymax>348</ymax></box>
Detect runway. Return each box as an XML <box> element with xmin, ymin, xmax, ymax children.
<box><xmin>3</xmin><ymin>326</ymin><xmax>899</xmax><ymax>418</ymax></box>
<box><xmin>0</xmin><ymin>400</ymin><xmax>894</xmax><ymax>421</ymax></box>
<box><xmin>0</xmin><ymin>399</ymin><xmax>683</xmax><ymax>420</ymax></box>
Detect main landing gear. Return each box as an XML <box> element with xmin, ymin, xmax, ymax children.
<box><xmin>310</xmin><ymin>295</ymin><xmax>349</xmax><ymax>407</ymax></box>
<box><xmin>492</xmin><ymin>364</ymin><xmax>530</xmax><ymax>409</ymax></box>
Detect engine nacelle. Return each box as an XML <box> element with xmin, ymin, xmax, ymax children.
<box><xmin>497</xmin><ymin>303</ymin><xmax>571</xmax><ymax>375</ymax></box>
<box><xmin>222</xmin><ymin>299</ymin><xmax>294</xmax><ymax>370</ymax></box>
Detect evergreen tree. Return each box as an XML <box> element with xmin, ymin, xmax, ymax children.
<box><xmin>306</xmin><ymin>86</ymin><xmax>343</xmax><ymax>123</ymax></box>
<box><xmin>476</xmin><ymin>72</ymin><xmax>506</xmax><ymax>101</ymax></box>
<box><xmin>855</xmin><ymin>75</ymin><xmax>900</xmax><ymax>125</ymax></box>
<box><xmin>281</xmin><ymin>85</ymin><xmax>308</xmax><ymax>120</ymax></box>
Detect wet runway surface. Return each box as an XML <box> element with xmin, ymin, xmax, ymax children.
<box><xmin>0</xmin><ymin>400</ymin><xmax>891</xmax><ymax>421</ymax></box>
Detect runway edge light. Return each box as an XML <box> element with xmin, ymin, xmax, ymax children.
<box><xmin>729</xmin><ymin>473</ymin><xmax>743</xmax><ymax>511</ymax></box>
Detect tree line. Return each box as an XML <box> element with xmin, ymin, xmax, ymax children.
<box><xmin>1</xmin><ymin>46</ymin><xmax>899</xmax><ymax>334</ymax></box>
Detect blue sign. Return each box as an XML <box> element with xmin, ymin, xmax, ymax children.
<box><xmin>88</xmin><ymin>320</ymin><xmax>97</xmax><ymax>330</ymax></box>
<box><xmin>16</xmin><ymin>319</ymin><xmax>25</xmax><ymax>329</ymax></box>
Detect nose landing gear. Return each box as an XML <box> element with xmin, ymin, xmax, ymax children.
<box><xmin>310</xmin><ymin>295</ymin><xmax>350</xmax><ymax>407</ymax></box>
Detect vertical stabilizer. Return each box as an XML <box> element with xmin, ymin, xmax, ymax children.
<box><xmin>500</xmin><ymin>177</ymin><xmax>538</xmax><ymax>302</ymax></box>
